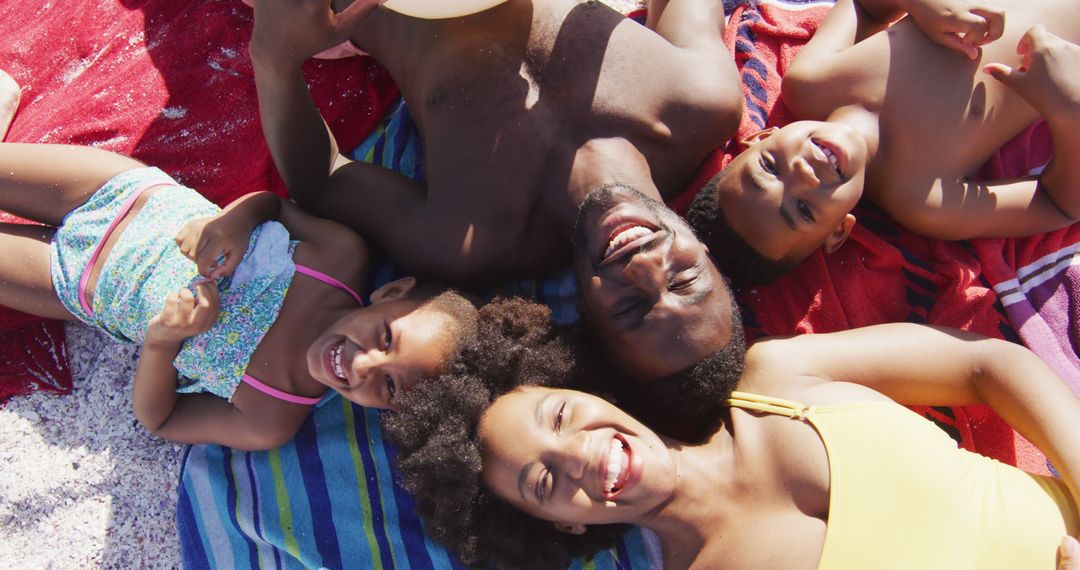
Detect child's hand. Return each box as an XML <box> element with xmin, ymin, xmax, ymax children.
<box><xmin>904</xmin><ymin>0</ymin><xmax>1004</xmax><ymax>59</ymax></box>
<box><xmin>249</xmin><ymin>0</ymin><xmax>383</xmax><ymax>66</ymax></box>
<box><xmin>175</xmin><ymin>215</ymin><xmax>248</xmax><ymax>279</ymax></box>
<box><xmin>146</xmin><ymin>281</ymin><xmax>221</xmax><ymax>347</ymax></box>
<box><xmin>984</xmin><ymin>26</ymin><xmax>1080</xmax><ymax>123</ymax></box>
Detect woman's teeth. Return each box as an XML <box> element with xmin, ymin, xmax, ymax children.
<box><xmin>331</xmin><ymin>342</ymin><xmax>346</xmax><ymax>380</ymax></box>
<box><xmin>604</xmin><ymin>226</ymin><xmax>653</xmax><ymax>259</ymax></box>
<box><xmin>604</xmin><ymin>438</ymin><xmax>628</xmax><ymax>494</ymax></box>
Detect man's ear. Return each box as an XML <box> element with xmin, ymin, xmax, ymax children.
<box><xmin>823</xmin><ymin>214</ymin><xmax>856</xmax><ymax>254</ymax></box>
<box><xmin>369</xmin><ymin>276</ymin><xmax>417</xmax><ymax>304</ymax></box>
<box><xmin>739</xmin><ymin>127</ymin><xmax>778</xmax><ymax>148</ymax></box>
<box><xmin>553</xmin><ymin>522</ymin><xmax>587</xmax><ymax>535</ymax></box>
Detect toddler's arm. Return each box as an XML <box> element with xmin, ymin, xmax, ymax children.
<box><xmin>132</xmin><ymin>280</ymin><xmax>306</xmax><ymax>450</ymax></box>
<box><xmin>985</xmin><ymin>27</ymin><xmax>1080</xmax><ymax>225</ymax></box>
<box><xmin>175</xmin><ymin>191</ymin><xmax>280</xmax><ymax>278</ymax></box>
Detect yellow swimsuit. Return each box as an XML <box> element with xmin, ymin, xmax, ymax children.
<box><xmin>725</xmin><ymin>391</ymin><xmax>1079</xmax><ymax>569</ymax></box>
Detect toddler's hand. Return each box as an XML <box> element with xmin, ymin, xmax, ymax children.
<box><xmin>146</xmin><ymin>281</ymin><xmax>220</xmax><ymax>346</ymax></box>
<box><xmin>984</xmin><ymin>26</ymin><xmax>1080</xmax><ymax>123</ymax></box>
<box><xmin>904</xmin><ymin>0</ymin><xmax>1004</xmax><ymax>59</ymax></box>
<box><xmin>175</xmin><ymin>214</ymin><xmax>247</xmax><ymax>279</ymax></box>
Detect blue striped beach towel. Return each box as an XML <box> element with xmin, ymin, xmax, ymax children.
<box><xmin>177</xmin><ymin>100</ymin><xmax>660</xmax><ymax>569</ymax></box>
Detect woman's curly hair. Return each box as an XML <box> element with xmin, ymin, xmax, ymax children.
<box><xmin>382</xmin><ymin>297</ymin><xmax>629</xmax><ymax>569</ymax></box>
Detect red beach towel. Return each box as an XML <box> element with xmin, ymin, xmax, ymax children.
<box><xmin>0</xmin><ymin>0</ymin><xmax>399</xmax><ymax>403</ymax></box>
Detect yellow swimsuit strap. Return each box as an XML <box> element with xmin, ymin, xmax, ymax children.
<box><xmin>724</xmin><ymin>391</ymin><xmax>811</xmax><ymax>420</ymax></box>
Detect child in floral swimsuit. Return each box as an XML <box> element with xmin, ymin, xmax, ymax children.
<box><xmin>0</xmin><ymin>140</ymin><xmax>479</xmax><ymax>450</ymax></box>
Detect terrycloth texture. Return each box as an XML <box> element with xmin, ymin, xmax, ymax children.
<box><xmin>178</xmin><ymin>100</ymin><xmax>662</xmax><ymax>569</ymax></box>
<box><xmin>179</xmin><ymin>397</ymin><xmax>661</xmax><ymax>570</ymax></box>
<box><xmin>0</xmin><ymin>0</ymin><xmax>399</xmax><ymax>404</ymax></box>
<box><xmin>969</xmin><ymin>122</ymin><xmax>1080</xmax><ymax>395</ymax></box>
<box><xmin>677</xmin><ymin>0</ymin><xmax>1078</xmax><ymax>475</ymax></box>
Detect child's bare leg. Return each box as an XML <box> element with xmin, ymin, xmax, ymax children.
<box><xmin>0</xmin><ymin>71</ymin><xmax>19</xmax><ymax>141</ymax></box>
<box><xmin>0</xmin><ymin>143</ymin><xmax>145</xmax><ymax>226</ymax></box>
<box><xmin>0</xmin><ymin>223</ymin><xmax>72</xmax><ymax>320</ymax></box>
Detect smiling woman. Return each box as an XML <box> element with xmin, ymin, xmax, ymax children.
<box><xmin>386</xmin><ymin>319</ymin><xmax>1080</xmax><ymax>569</ymax></box>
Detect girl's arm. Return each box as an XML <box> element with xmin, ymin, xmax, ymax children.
<box><xmin>132</xmin><ymin>280</ymin><xmax>307</xmax><ymax>450</ymax></box>
<box><xmin>745</xmin><ymin>324</ymin><xmax>1080</xmax><ymax>511</ymax></box>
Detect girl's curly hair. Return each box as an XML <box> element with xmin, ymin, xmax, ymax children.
<box><xmin>382</xmin><ymin>297</ymin><xmax>629</xmax><ymax>569</ymax></box>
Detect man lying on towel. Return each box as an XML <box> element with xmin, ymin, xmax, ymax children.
<box><xmin>251</xmin><ymin>0</ymin><xmax>745</xmax><ymax>382</ymax></box>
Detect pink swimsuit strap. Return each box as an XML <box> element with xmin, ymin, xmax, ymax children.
<box><xmin>241</xmin><ymin>263</ymin><xmax>364</xmax><ymax>406</ymax></box>
<box><xmin>240</xmin><ymin>374</ymin><xmax>324</xmax><ymax>406</ymax></box>
<box><xmin>294</xmin><ymin>264</ymin><xmax>364</xmax><ymax>306</ymax></box>
<box><xmin>77</xmin><ymin>182</ymin><xmax>177</xmax><ymax>317</ymax></box>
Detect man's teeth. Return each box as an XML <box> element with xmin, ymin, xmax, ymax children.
<box><xmin>604</xmin><ymin>439</ymin><xmax>626</xmax><ymax>494</ymax></box>
<box><xmin>604</xmin><ymin>226</ymin><xmax>653</xmax><ymax>258</ymax></box>
<box><xmin>331</xmin><ymin>343</ymin><xmax>346</xmax><ymax>380</ymax></box>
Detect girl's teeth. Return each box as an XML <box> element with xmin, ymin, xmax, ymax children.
<box><xmin>332</xmin><ymin>343</ymin><xmax>346</xmax><ymax>379</ymax></box>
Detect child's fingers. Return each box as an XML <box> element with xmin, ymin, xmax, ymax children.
<box><xmin>982</xmin><ymin>62</ymin><xmax>1021</xmax><ymax>86</ymax></box>
<box><xmin>196</xmin><ymin>246</ymin><xmax>225</xmax><ymax>277</ymax></box>
<box><xmin>195</xmin><ymin>279</ymin><xmax>220</xmax><ymax>310</ymax></box>
<box><xmin>970</xmin><ymin>7</ymin><xmax>1005</xmax><ymax>45</ymax></box>
<box><xmin>210</xmin><ymin>246</ymin><xmax>242</xmax><ymax>279</ymax></box>
<box><xmin>191</xmin><ymin>280</ymin><xmax>220</xmax><ymax>331</ymax></box>
<box><xmin>935</xmin><ymin>31</ymin><xmax>978</xmax><ymax>60</ymax></box>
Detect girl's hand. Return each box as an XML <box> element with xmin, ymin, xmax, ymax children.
<box><xmin>146</xmin><ymin>281</ymin><xmax>220</xmax><ymax>346</ymax></box>
<box><xmin>903</xmin><ymin>0</ymin><xmax>1004</xmax><ymax>59</ymax></box>
<box><xmin>984</xmin><ymin>26</ymin><xmax>1080</xmax><ymax>124</ymax></box>
<box><xmin>175</xmin><ymin>215</ymin><xmax>249</xmax><ymax>279</ymax></box>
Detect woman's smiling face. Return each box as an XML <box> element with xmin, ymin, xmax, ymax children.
<box><xmin>479</xmin><ymin>387</ymin><xmax>677</xmax><ymax>530</ymax></box>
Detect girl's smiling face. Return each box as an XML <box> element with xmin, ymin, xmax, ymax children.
<box><xmin>479</xmin><ymin>387</ymin><xmax>677</xmax><ymax>532</ymax></box>
<box><xmin>306</xmin><ymin>279</ymin><xmax>458</xmax><ymax>409</ymax></box>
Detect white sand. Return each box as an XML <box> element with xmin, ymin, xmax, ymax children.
<box><xmin>0</xmin><ymin>324</ymin><xmax>183</xmax><ymax>568</ymax></box>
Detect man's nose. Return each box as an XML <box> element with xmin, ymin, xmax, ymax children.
<box><xmin>622</xmin><ymin>251</ymin><xmax>665</xmax><ymax>298</ymax></box>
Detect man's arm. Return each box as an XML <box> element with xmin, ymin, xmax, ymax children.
<box><xmin>248</xmin><ymin>0</ymin><xmax>381</xmax><ymax>202</ymax></box>
<box><xmin>250</xmin><ymin>46</ymin><xmax>339</xmax><ymax>204</ymax></box>
<box><xmin>645</xmin><ymin>0</ymin><xmax>727</xmax><ymax>52</ymax></box>
<box><xmin>746</xmin><ymin>324</ymin><xmax>1080</xmax><ymax>514</ymax></box>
